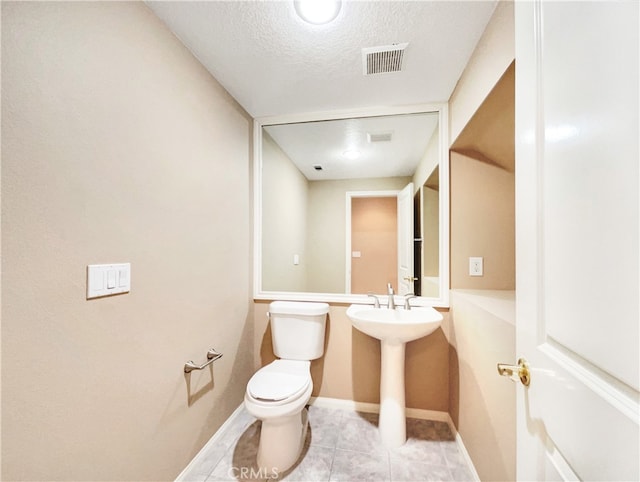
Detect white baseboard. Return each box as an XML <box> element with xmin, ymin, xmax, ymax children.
<box><xmin>449</xmin><ymin>430</ymin><xmax>480</xmax><ymax>482</ymax></box>
<box><xmin>309</xmin><ymin>396</ymin><xmax>480</xmax><ymax>481</ymax></box>
<box><xmin>446</xmin><ymin>418</ymin><xmax>481</xmax><ymax>482</ymax></box>
<box><xmin>309</xmin><ymin>396</ymin><xmax>449</xmax><ymax>423</ymax></box>
<box><xmin>308</xmin><ymin>395</ymin><xmax>380</xmax><ymax>414</ymax></box>
<box><xmin>174</xmin><ymin>402</ymin><xmax>245</xmax><ymax>482</ymax></box>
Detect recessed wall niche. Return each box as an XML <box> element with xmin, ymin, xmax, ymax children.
<box><xmin>450</xmin><ymin>61</ymin><xmax>515</xmax><ymax>290</ymax></box>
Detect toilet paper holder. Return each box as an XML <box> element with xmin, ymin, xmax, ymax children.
<box><xmin>184</xmin><ymin>348</ymin><xmax>223</xmax><ymax>373</ymax></box>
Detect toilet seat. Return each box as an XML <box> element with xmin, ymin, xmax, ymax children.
<box><xmin>246</xmin><ymin>360</ymin><xmax>311</xmax><ymax>405</ymax></box>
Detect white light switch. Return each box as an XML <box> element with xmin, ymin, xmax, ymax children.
<box><xmin>352</xmin><ymin>251</ymin><xmax>362</xmax><ymax>258</ymax></box>
<box><xmin>87</xmin><ymin>263</ymin><xmax>131</xmax><ymax>299</ymax></box>
<box><xmin>293</xmin><ymin>254</ymin><xmax>300</xmax><ymax>265</ymax></box>
<box><xmin>118</xmin><ymin>269</ymin><xmax>128</xmax><ymax>287</ymax></box>
<box><xmin>107</xmin><ymin>270</ymin><xmax>116</xmax><ymax>289</ymax></box>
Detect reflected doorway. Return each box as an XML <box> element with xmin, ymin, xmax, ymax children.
<box><xmin>349</xmin><ymin>195</ymin><xmax>398</xmax><ymax>294</ymax></box>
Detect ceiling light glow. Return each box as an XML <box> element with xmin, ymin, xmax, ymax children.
<box><xmin>342</xmin><ymin>149</ymin><xmax>360</xmax><ymax>160</ymax></box>
<box><xmin>294</xmin><ymin>0</ymin><xmax>342</xmax><ymax>25</ymax></box>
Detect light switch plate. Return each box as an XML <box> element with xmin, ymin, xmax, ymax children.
<box><xmin>469</xmin><ymin>257</ymin><xmax>483</xmax><ymax>276</ymax></box>
<box><xmin>87</xmin><ymin>263</ymin><xmax>130</xmax><ymax>299</ymax></box>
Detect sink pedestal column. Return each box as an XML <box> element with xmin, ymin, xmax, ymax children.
<box><xmin>379</xmin><ymin>340</ymin><xmax>407</xmax><ymax>449</ymax></box>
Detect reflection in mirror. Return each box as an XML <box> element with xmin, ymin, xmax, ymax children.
<box><xmin>256</xmin><ymin>107</ymin><xmax>448</xmax><ymax>306</ymax></box>
<box><xmin>420</xmin><ymin>166</ymin><xmax>440</xmax><ymax>297</ymax></box>
<box><xmin>349</xmin><ymin>192</ymin><xmax>399</xmax><ymax>295</ymax></box>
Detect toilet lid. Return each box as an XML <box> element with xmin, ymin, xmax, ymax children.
<box><xmin>247</xmin><ymin>360</ymin><xmax>310</xmax><ymax>401</ymax></box>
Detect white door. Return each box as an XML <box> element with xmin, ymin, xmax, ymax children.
<box><xmin>397</xmin><ymin>183</ymin><xmax>414</xmax><ymax>295</ymax></box>
<box><xmin>514</xmin><ymin>1</ymin><xmax>639</xmax><ymax>480</ymax></box>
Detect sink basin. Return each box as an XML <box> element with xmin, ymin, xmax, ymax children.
<box><xmin>346</xmin><ymin>302</ymin><xmax>443</xmax><ymax>449</ymax></box>
<box><xmin>346</xmin><ymin>304</ymin><xmax>442</xmax><ymax>344</ymax></box>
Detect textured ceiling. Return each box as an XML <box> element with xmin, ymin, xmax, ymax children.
<box><xmin>146</xmin><ymin>1</ymin><xmax>498</xmax><ymax>118</ymax></box>
<box><xmin>264</xmin><ymin>112</ymin><xmax>439</xmax><ymax>180</ymax></box>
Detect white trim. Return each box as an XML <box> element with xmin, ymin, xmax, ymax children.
<box><xmin>256</xmin><ymin>103</ymin><xmax>447</xmax><ymax>127</ymax></box>
<box><xmin>310</xmin><ymin>395</ymin><xmax>450</xmax><ymax>421</ymax></box>
<box><xmin>450</xmin><ymin>424</ymin><xmax>482</xmax><ymax>482</ymax></box>
<box><xmin>439</xmin><ymin>103</ymin><xmax>450</xmax><ymax>307</ymax></box>
<box><xmin>309</xmin><ymin>396</ymin><xmax>380</xmax><ymax>414</ymax></box>
<box><xmin>545</xmin><ymin>447</ymin><xmax>580</xmax><ymax>482</ymax></box>
<box><xmin>174</xmin><ymin>403</ymin><xmax>245</xmax><ymax>482</ymax></box>
<box><xmin>254</xmin><ymin>103</ymin><xmax>451</xmax><ymax>308</ymax></box>
<box><xmin>540</xmin><ymin>340</ymin><xmax>640</xmax><ymax>422</ymax></box>
<box><xmin>253</xmin><ymin>118</ymin><xmax>264</xmax><ymax>301</ymax></box>
<box><xmin>396</xmin><ymin>182</ymin><xmax>415</xmax><ymax>295</ymax></box>
<box><xmin>405</xmin><ymin>406</ymin><xmax>451</xmax><ymax>424</ymax></box>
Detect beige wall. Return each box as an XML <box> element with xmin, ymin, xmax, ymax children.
<box><xmin>452</xmin><ymin>62</ymin><xmax>515</xmax><ymax>172</ymax></box>
<box><xmin>450</xmin><ymin>151</ymin><xmax>515</xmax><ymax>290</ymax></box>
<box><xmin>254</xmin><ymin>302</ymin><xmax>450</xmax><ymax>412</ymax></box>
<box><xmin>306</xmin><ymin>177</ymin><xmax>410</xmax><ymax>294</ymax></box>
<box><xmin>449</xmin><ymin>290</ymin><xmax>516</xmax><ymax>482</ymax></box>
<box><xmin>261</xmin><ymin>132</ymin><xmax>309</xmax><ymax>291</ymax></box>
<box><xmin>1</xmin><ymin>3</ymin><xmax>253</xmax><ymax>480</ymax></box>
<box><xmin>422</xmin><ymin>186</ymin><xmax>439</xmax><ymax>279</ymax></box>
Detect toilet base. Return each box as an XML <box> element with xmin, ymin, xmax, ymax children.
<box><xmin>256</xmin><ymin>407</ymin><xmax>309</xmax><ymax>475</ymax></box>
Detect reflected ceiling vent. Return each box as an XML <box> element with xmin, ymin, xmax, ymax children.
<box><xmin>313</xmin><ymin>165</ymin><xmax>323</xmax><ymax>171</ymax></box>
<box><xmin>362</xmin><ymin>43</ymin><xmax>408</xmax><ymax>75</ymax></box>
<box><xmin>367</xmin><ymin>132</ymin><xmax>393</xmax><ymax>143</ymax></box>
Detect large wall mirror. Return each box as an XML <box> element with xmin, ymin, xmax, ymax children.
<box><xmin>253</xmin><ymin>105</ymin><xmax>449</xmax><ymax>307</ymax></box>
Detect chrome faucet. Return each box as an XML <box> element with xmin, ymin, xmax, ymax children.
<box><xmin>403</xmin><ymin>293</ymin><xmax>417</xmax><ymax>310</ymax></box>
<box><xmin>387</xmin><ymin>283</ymin><xmax>395</xmax><ymax>309</ymax></box>
<box><xmin>367</xmin><ymin>293</ymin><xmax>380</xmax><ymax>308</ymax></box>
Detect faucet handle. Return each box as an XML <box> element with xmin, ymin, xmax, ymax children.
<box><xmin>366</xmin><ymin>293</ymin><xmax>380</xmax><ymax>308</ymax></box>
<box><xmin>403</xmin><ymin>293</ymin><xmax>417</xmax><ymax>310</ymax></box>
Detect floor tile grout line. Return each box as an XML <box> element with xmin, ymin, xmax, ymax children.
<box><xmin>326</xmin><ymin>444</ymin><xmax>337</xmax><ymax>482</ymax></box>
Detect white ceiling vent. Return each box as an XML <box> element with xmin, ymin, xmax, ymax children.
<box><xmin>362</xmin><ymin>43</ymin><xmax>408</xmax><ymax>75</ymax></box>
<box><xmin>367</xmin><ymin>132</ymin><xmax>393</xmax><ymax>143</ymax></box>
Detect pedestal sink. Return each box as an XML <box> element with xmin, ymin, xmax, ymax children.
<box><xmin>346</xmin><ymin>303</ymin><xmax>443</xmax><ymax>449</ymax></box>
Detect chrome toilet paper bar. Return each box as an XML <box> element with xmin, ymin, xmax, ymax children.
<box><xmin>184</xmin><ymin>348</ymin><xmax>223</xmax><ymax>373</ymax></box>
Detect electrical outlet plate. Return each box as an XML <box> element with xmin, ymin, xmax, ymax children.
<box><xmin>469</xmin><ymin>257</ymin><xmax>483</xmax><ymax>276</ymax></box>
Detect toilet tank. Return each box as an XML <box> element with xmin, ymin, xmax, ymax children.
<box><xmin>269</xmin><ymin>301</ymin><xmax>329</xmax><ymax>361</ymax></box>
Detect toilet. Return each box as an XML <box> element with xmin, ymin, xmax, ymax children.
<box><xmin>244</xmin><ymin>301</ymin><xmax>329</xmax><ymax>474</ymax></box>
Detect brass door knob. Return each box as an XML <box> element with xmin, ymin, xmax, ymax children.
<box><xmin>403</xmin><ymin>276</ymin><xmax>418</xmax><ymax>282</ymax></box>
<box><xmin>497</xmin><ymin>358</ymin><xmax>531</xmax><ymax>386</ymax></box>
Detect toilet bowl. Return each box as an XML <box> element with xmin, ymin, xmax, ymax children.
<box><xmin>244</xmin><ymin>301</ymin><xmax>329</xmax><ymax>474</ymax></box>
<box><xmin>244</xmin><ymin>360</ymin><xmax>313</xmax><ymax>472</ymax></box>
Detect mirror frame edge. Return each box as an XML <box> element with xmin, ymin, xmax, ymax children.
<box><xmin>253</xmin><ymin>103</ymin><xmax>450</xmax><ymax>308</ymax></box>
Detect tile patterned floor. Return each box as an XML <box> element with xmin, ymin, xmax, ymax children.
<box><xmin>180</xmin><ymin>405</ymin><xmax>476</xmax><ymax>482</ymax></box>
